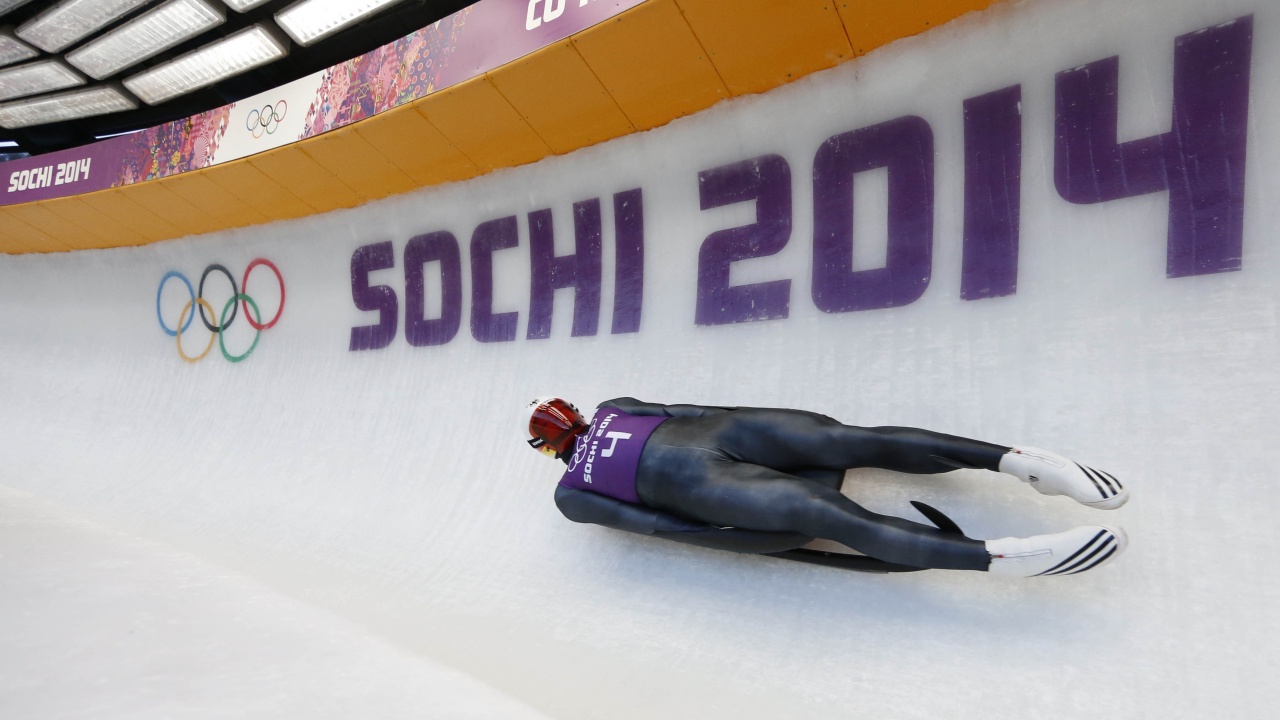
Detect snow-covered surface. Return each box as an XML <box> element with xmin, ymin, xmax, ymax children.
<box><xmin>0</xmin><ymin>485</ymin><xmax>551</xmax><ymax>719</ymax></box>
<box><xmin>1</xmin><ymin>0</ymin><xmax>1277</xmax><ymax>716</ymax></box>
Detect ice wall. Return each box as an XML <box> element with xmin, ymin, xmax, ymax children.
<box><xmin>2</xmin><ymin>0</ymin><xmax>1277</xmax><ymax>717</ymax></box>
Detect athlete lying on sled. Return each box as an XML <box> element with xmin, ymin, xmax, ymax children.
<box><xmin>525</xmin><ymin>397</ymin><xmax>1129</xmax><ymax>577</ymax></box>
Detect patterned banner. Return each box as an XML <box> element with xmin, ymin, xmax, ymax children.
<box><xmin>1</xmin><ymin>0</ymin><xmax>644</xmax><ymax>206</ymax></box>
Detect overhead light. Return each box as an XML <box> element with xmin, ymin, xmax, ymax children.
<box><xmin>17</xmin><ymin>0</ymin><xmax>157</xmax><ymax>53</ymax></box>
<box><xmin>0</xmin><ymin>28</ymin><xmax>39</xmax><ymax>68</ymax></box>
<box><xmin>123</xmin><ymin>23</ymin><xmax>287</xmax><ymax>105</ymax></box>
<box><xmin>67</xmin><ymin>0</ymin><xmax>226</xmax><ymax>80</ymax></box>
<box><xmin>219</xmin><ymin>0</ymin><xmax>272</xmax><ymax>11</ymax></box>
<box><xmin>0</xmin><ymin>59</ymin><xmax>86</xmax><ymax>102</ymax></box>
<box><xmin>0</xmin><ymin>84</ymin><xmax>137</xmax><ymax>128</ymax></box>
<box><xmin>274</xmin><ymin>0</ymin><xmax>408</xmax><ymax>47</ymax></box>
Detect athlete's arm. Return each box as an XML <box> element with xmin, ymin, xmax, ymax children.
<box><xmin>554</xmin><ymin>485</ymin><xmax>811</xmax><ymax>554</ymax></box>
<box><xmin>598</xmin><ymin>397</ymin><xmax>736</xmax><ymax>418</ymax></box>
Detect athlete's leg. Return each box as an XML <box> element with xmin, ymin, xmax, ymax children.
<box><xmin>790</xmin><ymin>467</ymin><xmax>845</xmax><ymax>491</ymax></box>
<box><xmin>637</xmin><ymin>460</ymin><xmax>991</xmax><ymax>571</ymax></box>
<box><xmin>650</xmin><ymin>411</ymin><xmax>1129</xmax><ymax>509</ymax></box>
<box><xmin>700</xmin><ymin>408</ymin><xmax>1010</xmax><ymax>474</ymax></box>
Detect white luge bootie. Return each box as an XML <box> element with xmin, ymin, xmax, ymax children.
<box><xmin>987</xmin><ymin>525</ymin><xmax>1128</xmax><ymax>577</ymax></box>
<box><xmin>999</xmin><ymin>447</ymin><xmax>1129</xmax><ymax>509</ymax></box>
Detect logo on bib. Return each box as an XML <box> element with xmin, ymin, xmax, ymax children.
<box><xmin>565</xmin><ymin>413</ymin><xmax>635</xmax><ymax>483</ymax></box>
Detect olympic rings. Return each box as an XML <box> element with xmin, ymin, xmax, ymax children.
<box><xmin>241</xmin><ymin>258</ymin><xmax>285</xmax><ymax>329</ymax></box>
<box><xmin>219</xmin><ymin>294</ymin><xmax>260</xmax><ymax>363</ymax></box>
<box><xmin>198</xmin><ymin>264</ymin><xmax>237</xmax><ymax>332</ymax></box>
<box><xmin>156</xmin><ymin>271</ymin><xmax>194</xmax><ymax>336</ymax></box>
<box><xmin>246</xmin><ymin>100</ymin><xmax>287</xmax><ymax>139</ymax></box>
<box><xmin>157</xmin><ymin>259</ymin><xmax>285</xmax><ymax>364</ymax></box>
<box><xmin>176</xmin><ymin>299</ymin><xmax>217</xmax><ymax>363</ymax></box>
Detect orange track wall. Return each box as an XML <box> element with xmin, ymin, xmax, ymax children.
<box><xmin>0</xmin><ymin>0</ymin><xmax>1000</xmax><ymax>254</ymax></box>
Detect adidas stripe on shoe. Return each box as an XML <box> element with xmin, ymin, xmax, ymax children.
<box><xmin>986</xmin><ymin>525</ymin><xmax>1128</xmax><ymax>578</ymax></box>
<box><xmin>999</xmin><ymin>447</ymin><xmax>1129</xmax><ymax>509</ymax></box>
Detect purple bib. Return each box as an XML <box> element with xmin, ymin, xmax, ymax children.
<box><xmin>558</xmin><ymin>410</ymin><xmax>667</xmax><ymax>504</ymax></box>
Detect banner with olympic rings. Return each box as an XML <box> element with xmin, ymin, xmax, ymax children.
<box><xmin>156</xmin><ymin>259</ymin><xmax>286</xmax><ymax>364</ymax></box>
<box><xmin>1</xmin><ymin>0</ymin><xmax>644</xmax><ymax>206</ymax></box>
<box><xmin>213</xmin><ymin>71</ymin><xmax>326</xmax><ymax>166</ymax></box>
<box><xmin>247</xmin><ymin>101</ymin><xmax>288</xmax><ymax>139</ymax></box>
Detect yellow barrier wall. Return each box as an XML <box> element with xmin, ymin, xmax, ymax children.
<box><xmin>0</xmin><ymin>0</ymin><xmax>1000</xmax><ymax>254</ymax></box>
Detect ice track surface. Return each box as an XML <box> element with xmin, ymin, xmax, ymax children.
<box><xmin>2</xmin><ymin>0</ymin><xmax>1278</xmax><ymax>717</ymax></box>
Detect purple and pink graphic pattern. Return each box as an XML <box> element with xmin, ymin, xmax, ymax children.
<box><xmin>302</xmin><ymin>10</ymin><xmax>471</xmax><ymax>137</ymax></box>
<box><xmin>1</xmin><ymin>0</ymin><xmax>643</xmax><ymax>206</ymax></box>
<box><xmin>118</xmin><ymin>106</ymin><xmax>234</xmax><ymax>184</ymax></box>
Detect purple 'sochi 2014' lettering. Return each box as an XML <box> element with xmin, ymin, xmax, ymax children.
<box><xmin>348</xmin><ymin>17</ymin><xmax>1252</xmax><ymax>346</ymax></box>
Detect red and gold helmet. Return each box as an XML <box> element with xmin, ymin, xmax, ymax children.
<box><xmin>525</xmin><ymin>397</ymin><xmax>588</xmax><ymax>458</ymax></box>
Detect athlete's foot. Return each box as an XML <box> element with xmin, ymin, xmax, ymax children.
<box><xmin>986</xmin><ymin>526</ymin><xmax>1127</xmax><ymax>578</ymax></box>
<box><xmin>999</xmin><ymin>447</ymin><xmax>1129</xmax><ymax>509</ymax></box>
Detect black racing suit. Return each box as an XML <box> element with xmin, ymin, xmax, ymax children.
<box><xmin>554</xmin><ymin>398</ymin><xmax>1010</xmax><ymax>572</ymax></box>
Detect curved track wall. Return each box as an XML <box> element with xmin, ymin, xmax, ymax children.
<box><xmin>1</xmin><ymin>0</ymin><xmax>1276</xmax><ymax>717</ymax></box>
<box><xmin>0</xmin><ymin>0</ymin><xmax>1001</xmax><ymax>253</ymax></box>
